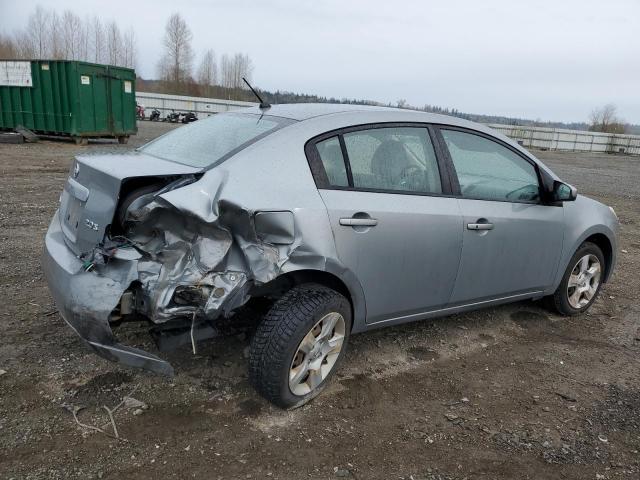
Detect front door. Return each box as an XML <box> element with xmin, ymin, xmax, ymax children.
<box><xmin>310</xmin><ymin>126</ymin><xmax>463</xmax><ymax>324</ymax></box>
<box><xmin>438</xmin><ymin>128</ymin><xmax>564</xmax><ymax>304</ymax></box>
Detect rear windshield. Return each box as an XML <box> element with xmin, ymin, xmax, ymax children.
<box><xmin>140</xmin><ymin>113</ymin><xmax>293</xmax><ymax>168</ymax></box>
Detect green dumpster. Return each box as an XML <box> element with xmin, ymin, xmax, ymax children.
<box><xmin>0</xmin><ymin>60</ymin><xmax>137</xmax><ymax>144</ymax></box>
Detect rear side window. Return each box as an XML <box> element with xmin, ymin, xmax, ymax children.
<box><xmin>343</xmin><ymin>127</ymin><xmax>441</xmax><ymax>194</ymax></box>
<box><xmin>441</xmin><ymin>129</ymin><xmax>540</xmax><ymax>203</ymax></box>
<box><xmin>140</xmin><ymin>113</ymin><xmax>292</xmax><ymax>168</ymax></box>
<box><xmin>316</xmin><ymin>136</ymin><xmax>349</xmax><ymax>187</ymax></box>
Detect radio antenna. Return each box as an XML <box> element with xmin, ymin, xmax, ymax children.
<box><xmin>242</xmin><ymin>77</ymin><xmax>270</xmax><ymax>109</ymax></box>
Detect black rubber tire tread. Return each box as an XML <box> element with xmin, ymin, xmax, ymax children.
<box><xmin>547</xmin><ymin>241</ymin><xmax>605</xmax><ymax>316</ymax></box>
<box><xmin>249</xmin><ymin>283</ymin><xmax>351</xmax><ymax>409</ymax></box>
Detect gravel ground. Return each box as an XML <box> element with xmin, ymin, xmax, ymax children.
<box><xmin>1</xmin><ymin>122</ymin><xmax>639</xmax><ymax>480</ymax></box>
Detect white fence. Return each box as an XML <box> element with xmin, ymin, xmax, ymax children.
<box><xmin>136</xmin><ymin>91</ymin><xmax>256</xmax><ymax>119</ymax></box>
<box><xmin>488</xmin><ymin>124</ymin><xmax>640</xmax><ymax>155</ymax></box>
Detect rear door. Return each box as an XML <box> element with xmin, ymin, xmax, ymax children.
<box><xmin>306</xmin><ymin>124</ymin><xmax>463</xmax><ymax>325</ymax></box>
<box><xmin>436</xmin><ymin>127</ymin><xmax>564</xmax><ymax>304</ymax></box>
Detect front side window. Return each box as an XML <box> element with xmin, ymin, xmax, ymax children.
<box><xmin>342</xmin><ymin>127</ymin><xmax>442</xmax><ymax>194</ymax></box>
<box><xmin>441</xmin><ymin>129</ymin><xmax>540</xmax><ymax>202</ymax></box>
<box><xmin>140</xmin><ymin>113</ymin><xmax>292</xmax><ymax>168</ymax></box>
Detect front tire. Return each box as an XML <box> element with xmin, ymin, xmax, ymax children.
<box><xmin>249</xmin><ymin>284</ymin><xmax>351</xmax><ymax>409</ymax></box>
<box><xmin>548</xmin><ymin>242</ymin><xmax>605</xmax><ymax>316</ymax></box>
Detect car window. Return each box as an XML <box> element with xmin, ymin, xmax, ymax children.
<box><xmin>342</xmin><ymin>127</ymin><xmax>442</xmax><ymax>194</ymax></box>
<box><xmin>316</xmin><ymin>136</ymin><xmax>349</xmax><ymax>187</ymax></box>
<box><xmin>441</xmin><ymin>129</ymin><xmax>540</xmax><ymax>202</ymax></box>
<box><xmin>139</xmin><ymin>113</ymin><xmax>292</xmax><ymax>168</ymax></box>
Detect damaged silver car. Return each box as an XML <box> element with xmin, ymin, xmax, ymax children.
<box><xmin>43</xmin><ymin>104</ymin><xmax>618</xmax><ymax>408</ymax></box>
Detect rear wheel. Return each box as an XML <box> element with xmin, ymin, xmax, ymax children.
<box><xmin>117</xmin><ymin>136</ymin><xmax>129</xmax><ymax>144</ymax></box>
<box><xmin>249</xmin><ymin>284</ymin><xmax>351</xmax><ymax>409</ymax></box>
<box><xmin>547</xmin><ymin>242</ymin><xmax>605</xmax><ymax>315</ymax></box>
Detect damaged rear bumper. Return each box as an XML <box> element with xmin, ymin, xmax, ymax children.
<box><xmin>42</xmin><ymin>211</ymin><xmax>174</xmax><ymax>376</ymax></box>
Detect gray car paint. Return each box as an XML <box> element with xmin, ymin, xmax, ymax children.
<box><xmin>450</xmin><ymin>199</ymin><xmax>564</xmax><ymax>304</ymax></box>
<box><xmin>320</xmin><ymin>189</ymin><xmax>463</xmax><ymax>323</ymax></box>
<box><xmin>41</xmin><ymin>103</ymin><xmax>618</xmax><ymax>375</ymax></box>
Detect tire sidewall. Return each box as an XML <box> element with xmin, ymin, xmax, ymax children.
<box><xmin>556</xmin><ymin>242</ymin><xmax>605</xmax><ymax>315</ymax></box>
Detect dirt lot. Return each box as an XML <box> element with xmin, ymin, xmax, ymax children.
<box><xmin>1</xmin><ymin>121</ymin><xmax>639</xmax><ymax>480</ymax></box>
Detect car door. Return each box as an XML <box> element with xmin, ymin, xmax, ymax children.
<box><xmin>436</xmin><ymin>127</ymin><xmax>564</xmax><ymax>304</ymax></box>
<box><xmin>306</xmin><ymin>125</ymin><xmax>463</xmax><ymax>324</ymax></box>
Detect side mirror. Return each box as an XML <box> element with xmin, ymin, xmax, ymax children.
<box><xmin>553</xmin><ymin>180</ymin><xmax>577</xmax><ymax>202</ymax></box>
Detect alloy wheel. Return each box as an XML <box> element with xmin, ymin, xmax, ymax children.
<box><xmin>567</xmin><ymin>254</ymin><xmax>601</xmax><ymax>309</ymax></box>
<box><xmin>289</xmin><ymin>312</ymin><xmax>346</xmax><ymax>396</ymax></box>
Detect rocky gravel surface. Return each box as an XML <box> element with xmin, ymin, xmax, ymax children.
<box><xmin>1</xmin><ymin>122</ymin><xmax>639</xmax><ymax>479</ymax></box>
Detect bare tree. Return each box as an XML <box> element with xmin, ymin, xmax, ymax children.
<box><xmin>219</xmin><ymin>53</ymin><xmax>232</xmax><ymax>89</ymax></box>
<box><xmin>218</xmin><ymin>52</ymin><xmax>253</xmax><ymax>90</ymax></box>
<box><xmin>88</xmin><ymin>16</ymin><xmax>105</xmax><ymax>64</ymax></box>
<box><xmin>78</xmin><ymin>18</ymin><xmax>89</xmax><ymax>61</ymax></box>
<box><xmin>9</xmin><ymin>5</ymin><xmax>138</xmax><ymax>70</ymax></box>
<box><xmin>158</xmin><ymin>13</ymin><xmax>194</xmax><ymax>89</ymax></box>
<box><xmin>13</xmin><ymin>30</ymin><xmax>35</xmax><ymax>58</ymax></box>
<box><xmin>26</xmin><ymin>6</ymin><xmax>50</xmax><ymax>57</ymax></box>
<box><xmin>232</xmin><ymin>53</ymin><xmax>253</xmax><ymax>88</ymax></box>
<box><xmin>197</xmin><ymin>49</ymin><xmax>217</xmax><ymax>96</ymax></box>
<box><xmin>0</xmin><ymin>34</ymin><xmax>18</xmax><ymax>59</ymax></box>
<box><xmin>106</xmin><ymin>21</ymin><xmax>123</xmax><ymax>66</ymax></box>
<box><xmin>60</xmin><ymin>10</ymin><xmax>85</xmax><ymax>60</ymax></box>
<box><xmin>589</xmin><ymin>104</ymin><xmax>626</xmax><ymax>134</ymax></box>
<box><xmin>122</xmin><ymin>27</ymin><xmax>137</xmax><ymax>69</ymax></box>
<box><xmin>48</xmin><ymin>11</ymin><xmax>64</xmax><ymax>59</ymax></box>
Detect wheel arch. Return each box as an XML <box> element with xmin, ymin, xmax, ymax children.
<box><xmin>252</xmin><ymin>267</ymin><xmax>366</xmax><ymax>331</ymax></box>
<box><xmin>552</xmin><ymin>225</ymin><xmax>617</xmax><ymax>293</ymax></box>
<box><xmin>583</xmin><ymin>232</ymin><xmax>614</xmax><ymax>283</ymax></box>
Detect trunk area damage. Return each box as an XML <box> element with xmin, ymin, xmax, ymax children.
<box><xmin>43</xmin><ymin>153</ymin><xmax>298</xmax><ymax>375</ymax></box>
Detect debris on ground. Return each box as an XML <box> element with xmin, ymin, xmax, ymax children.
<box><xmin>123</xmin><ymin>396</ymin><xmax>148</xmax><ymax>410</ymax></box>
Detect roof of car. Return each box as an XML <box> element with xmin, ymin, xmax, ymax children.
<box><xmin>236</xmin><ymin>102</ymin><xmax>454</xmax><ymax>122</ymax></box>
<box><xmin>233</xmin><ymin>103</ymin><xmax>550</xmax><ymax>171</ymax></box>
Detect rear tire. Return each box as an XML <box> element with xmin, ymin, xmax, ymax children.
<box><xmin>547</xmin><ymin>242</ymin><xmax>605</xmax><ymax>316</ymax></box>
<box><xmin>249</xmin><ymin>284</ymin><xmax>351</xmax><ymax>409</ymax></box>
<box><xmin>117</xmin><ymin>136</ymin><xmax>129</xmax><ymax>144</ymax></box>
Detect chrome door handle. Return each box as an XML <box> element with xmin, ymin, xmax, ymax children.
<box><xmin>339</xmin><ymin>218</ymin><xmax>378</xmax><ymax>227</ymax></box>
<box><xmin>467</xmin><ymin>222</ymin><xmax>494</xmax><ymax>231</ymax></box>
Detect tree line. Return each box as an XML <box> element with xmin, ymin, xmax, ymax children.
<box><xmin>155</xmin><ymin>13</ymin><xmax>253</xmax><ymax>97</ymax></box>
<box><xmin>1</xmin><ymin>6</ymin><xmax>634</xmax><ymax>133</ymax></box>
<box><xmin>0</xmin><ymin>7</ymin><xmax>254</xmax><ymax>99</ymax></box>
<box><xmin>0</xmin><ymin>6</ymin><xmax>136</xmax><ymax>68</ymax></box>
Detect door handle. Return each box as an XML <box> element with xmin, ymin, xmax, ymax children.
<box><xmin>467</xmin><ymin>222</ymin><xmax>494</xmax><ymax>231</ymax></box>
<box><xmin>339</xmin><ymin>217</ymin><xmax>378</xmax><ymax>227</ymax></box>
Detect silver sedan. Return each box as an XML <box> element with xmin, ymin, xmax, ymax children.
<box><xmin>42</xmin><ymin>104</ymin><xmax>618</xmax><ymax>408</ymax></box>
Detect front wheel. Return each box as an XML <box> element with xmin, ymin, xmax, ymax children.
<box><xmin>249</xmin><ymin>284</ymin><xmax>351</xmax><ymax>409</ymax></box>
<box><xmin>547</xmin><ymin>242</ymin><xmax>605</xmax><ymax>315</ymax></box>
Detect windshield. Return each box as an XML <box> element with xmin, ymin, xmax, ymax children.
<box><xmin>140</xmin><ymin>113</ymin><xmax>293</xmax><ymax>168</ymax></box>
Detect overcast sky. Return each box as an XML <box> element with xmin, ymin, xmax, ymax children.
<box><xmin>2</xmin><ymin>0</ymin><xmax>639</xmax><ymax>123</ymax></box>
